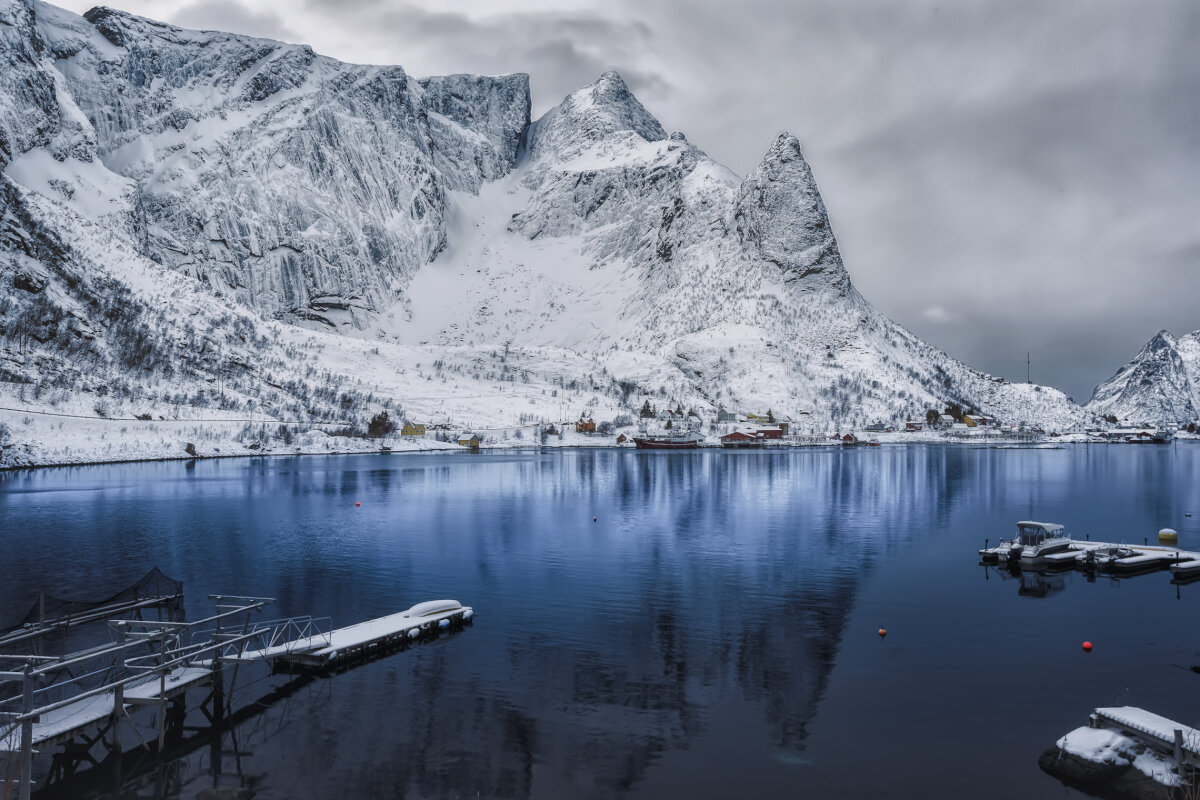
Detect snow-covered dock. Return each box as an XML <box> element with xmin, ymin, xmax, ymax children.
<box><xmin>231</xmin><ymin>600</ymin><xmax>474</xmax><ymax>670</ymax></box>
<box><xmin>979</xmin><ymin>538</ymin><xmax>1200</xmax><ymax>578</ymax></box>
<box><xmin>1041</xmin><ymin>706</ymin><xmax>1199</xmax><ymax>796</ymax></box>
<box><xmin>0</xmin><ymin>667</ymin><xmax>211</xmax><ymax>753</ymax></box>
<box><xmin>1</xmin><ymin>588</ymin><xmax>473</xmax><ymax>799</ymax></box>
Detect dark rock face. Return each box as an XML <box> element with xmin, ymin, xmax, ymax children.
<box><xmin>1038</xmin><ymin>744</ymin><xmax>1128</xmax><ymax>784</ymax></box>
<box><xmin>1038</xmin><ymin>743</ymin><xmax>1181</xmax><ymax>800</ymax></box>
<box><xmin>734</xmin><ymin>134</ymin><xmax>848</xmax><ymax>293</ymax></box>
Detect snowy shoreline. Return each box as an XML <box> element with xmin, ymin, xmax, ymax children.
<box><xmin>3</xmin><ymin>418</ymin><xmax>1194</xmax><ymax>472</ymax></box>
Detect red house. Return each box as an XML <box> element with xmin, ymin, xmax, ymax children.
<box><xmin>905</xmin><ymin>421</ymin><xmax>923</xmax><ymax>432</ymax></box>
<box><xmin>720</xmin><ymin>431</ymin><xmax>762</xmax><ymax>448</ymax></box>
<box><xmin>756</xmin><ymin>427</ymin><xmax>784</xmax><ymax>440</ymax></box>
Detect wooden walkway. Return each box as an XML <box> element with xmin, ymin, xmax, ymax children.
<box><xmin>2</xmin><ymin>595</ymin><xmax>473</xmax><ymax>800</ymax></box>
<box><xmin>1091</xmin><ymin>706</ymin><xmax>1200</xmax><ymax>766</ymax></box>
<box><xmin>0</xmin><ymin>667</ymin><xmax>211</xmax><ymax>753</ymax></box>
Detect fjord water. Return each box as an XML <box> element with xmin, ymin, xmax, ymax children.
<box><xmin>2</xmin><ymin>445</ymin><xmax>1199</xmax><ymax>799</ymax></box>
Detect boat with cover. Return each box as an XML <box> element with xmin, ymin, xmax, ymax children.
<box><xmin>984</xmin><ymin>521</ymin><xmax>1073</xmax><ymax>563</ymax></box>
<box><xmin>1015</xmin><ymin>521</ymin><xmax>1073</xmax><ymax>563</ymax></box>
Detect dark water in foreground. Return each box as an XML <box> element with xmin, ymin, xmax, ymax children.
<box><xmin>2</xmin><ymin>444</ymin><xmax>1199</xmax><ymax>799</ymax></box>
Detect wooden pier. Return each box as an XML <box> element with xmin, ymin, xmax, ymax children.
<box><xmin>1</xmin><ymin>582</ymin><xmax>473</xmax><ymax>799</ymax></box>
<box><xmin>1090</xmin><ymin>706</ymin><xmax>1200</xmax><ymax>768</ymax></box>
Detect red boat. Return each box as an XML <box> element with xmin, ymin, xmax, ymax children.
<box><xmin>633</xmin><ymin>433</ymin><xmax>701</xmax><ymax>449</ymax></box>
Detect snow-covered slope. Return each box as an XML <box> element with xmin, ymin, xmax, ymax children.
<box><xmin>383</xmin><ymin>72</ymin><xmax>1082</xmax><ymax>428</ymax></box>
<box><xmin>1</xmin><ymin>1</ymin><xmax>1091</xmax><ymax>467</ymax></box>
<box><xmin>1086</xmin><ymin>330</ymin><xmax>1200</xmax><ymax>424</ymax></box>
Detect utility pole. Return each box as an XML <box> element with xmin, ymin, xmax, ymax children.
<box><xmin>1027</xmin><ymin>352</ymin><xmax>1031</xmax><ymax>384</ymax></box>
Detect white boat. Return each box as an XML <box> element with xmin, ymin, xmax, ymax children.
<box><xmin>1075</xmin><ymin>544</ymin><xmax>1135</xmax><ymax>567</ymax></box>
<box><xmin>1016</xmin><ymin>521</ymin><xmax>1072</xmax><ymax>563</ymax></box>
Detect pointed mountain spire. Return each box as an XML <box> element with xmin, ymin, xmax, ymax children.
<box><xmin>734</xmin><ymin>133</ymin><xmax>848</xmax><ymax>292</ymax></box>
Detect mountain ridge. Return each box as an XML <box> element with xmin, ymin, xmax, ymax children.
<box><xmin>0</xmin><ymin>1</ymin><xmax>1099</xmax><ymax>468</ymax></box>
<box><xmin>1086</xmin><ymin>329</ymin><xmax>1200</xmax><ymax>424</ymax></box>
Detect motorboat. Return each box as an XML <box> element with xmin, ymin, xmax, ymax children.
<box><xmin>1016</xmin><ymin>521</ymin><xmax>1073</xmax><ymax>563</ymax></box>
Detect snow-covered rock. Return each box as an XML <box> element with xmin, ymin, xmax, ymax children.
<box><xmin>1086</xmin><ymin>330</ymin><xmax>1200</xmax><ymax>425</ymax></box>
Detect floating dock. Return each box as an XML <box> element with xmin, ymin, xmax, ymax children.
<box><xmin>979</xmin><ymin>538</ymin><xmax>1200</xmax><ymax>579</ymax></box>
<box><xmin>224</xmin><ymin>600</ymin><xmax>474</xmax><ymax>670</ymax></box>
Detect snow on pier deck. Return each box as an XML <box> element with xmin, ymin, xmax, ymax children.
<box><xmin>0</xmin><ymin>667</ymin><xmax>211</xmax><ymax>753</ymax></box>
<box><xmin>271</xmin><ymin>600</ymin><xmax>473</xmax><ymax>669</ymax></box>
<box><xmin>1090</xmin><ymin>706</ymin><xmax>1200</xmax><ymax>768</ymax></box>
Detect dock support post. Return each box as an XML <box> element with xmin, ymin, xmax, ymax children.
<box><xmin>1175</xmin><ymin>729</ymin><xmax>1185</xmax><ymax>764</ymax></box>
<box><xmin>109</xmin><ymin>622</ymin><xmax>126</xmax><ymax>758</ymax></box>
<box><xmin>19</xmin><ymin>662</ymin><xmax>33</xmax><ymax>800</ymax></box>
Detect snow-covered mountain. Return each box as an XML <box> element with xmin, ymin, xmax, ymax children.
<box><xmin>1086</xmin><ymin>330</ymin><xmax>1200</xmax><ymax>424</ymax></box>
<box><xmin>1</xmin><ymin>1</ymin><xmax>1089</xmax><ymax>465</ymax></box>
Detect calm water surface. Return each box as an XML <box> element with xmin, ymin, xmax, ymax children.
<box><xmin>2</xmin><ymin>444</ymin><xmax>1199</xmax><ymax>798</ymax></box>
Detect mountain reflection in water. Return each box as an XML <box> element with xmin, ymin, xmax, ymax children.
<box><xmin>1</xmin><ymin>444</ymin><xmax>1198</xmax><ymax>799</ymax></box>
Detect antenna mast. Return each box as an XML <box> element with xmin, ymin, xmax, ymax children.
<box><xmin>1026</xmin><ymin>352</ymin><xmax>1031</xmax><ymax>384</ymax></box>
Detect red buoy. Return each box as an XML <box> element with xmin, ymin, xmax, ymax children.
<box><xmin>1082</xmin><ymin>641</ymin><xmax>1093</xmax><ymax>652</ymax></box>
<box><xmin>356</xmin><ymin>501</ymin><xmax>361</xmax><ymax>507</ymax></box>
<box><xmin>878</xmin><ymin>627</ymin><xmax>887</xmax><ymax>637</ymax></box>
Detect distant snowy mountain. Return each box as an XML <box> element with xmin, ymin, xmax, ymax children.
<box><xmin>1086</xmin><ymin>330</ymin><xmax>1200</xmax><ymax>424</ymax></box>
<box><xmin>0</xmin><ymin>1</ymin><xmax>1089</xmax><ymax>465</ymax></box>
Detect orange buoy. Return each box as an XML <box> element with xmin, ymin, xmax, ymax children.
<box><xmin>356</xmin><ymin>501</ymin><xmax>361</xmax><ymax>507</ymax></box>
<box><xmin>1082</xmin><ymin>641</ymin><xmax>1093</xmax><ymax>652</ymax></box>
<box><xmin>877</xmin><ymin>627</ymin><xmax>887</xmax><ymax>637</ymax></box>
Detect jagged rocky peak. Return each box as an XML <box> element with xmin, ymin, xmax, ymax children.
<box><xmin>527</xmin><ymin>71</ymin><xmax>667</xmax><ymax>162</ymax></box>
<box><xmin>1087</xmin><ymin>329</ymin><xmax>1200</xmax><ymax>424</ymax></box>
<box><xmin>735</xmin><ymin>133</ymin><xmax>849</xmax><ymax>293</ymax></box>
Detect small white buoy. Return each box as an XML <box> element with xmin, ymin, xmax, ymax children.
<box><xmin>407</xmin><ymin>628</ymin><xmax>420</xmax><ymax>639</ymax></box>
<box><xmin>462</xmin><ymin>609</ymin><xmax>473</xmax><ymax>620</ymax></box>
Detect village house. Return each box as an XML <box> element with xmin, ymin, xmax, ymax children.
<box><xmin>755</xmin><ymin>426</ymin><xmax>785</xmax><ymax>440</ymax></box>
<box><xmin>905</xmin><ymin>421</ymin><xmax>924</xmax><ymax>432</ymax></box>
<box><xmin>457</xmin><ymin>432</ymin><xmax>481</xmax><ymax>448</ymax></box>
<box><xmin>575</xmin><ymin>417</ymin><xmax>596</xmax><ymax>434</ymax></box>
<box><xmin>401</xmin><ymin>421</ymin><xmax>426</xmax><ymax>437</ymax></box>
<box><xmin>720</xmin><ymin>431</ymin><xmax>761</xmax><ymax>448</ymax></box>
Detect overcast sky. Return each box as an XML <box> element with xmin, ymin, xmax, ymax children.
<box><xmin>54</xmin><ymin>0</ymin><xmax>1200</xmax><ymax>400</ymax></box>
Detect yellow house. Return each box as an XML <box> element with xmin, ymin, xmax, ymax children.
<box><xmin>401</xmin><ymin>421</ymin><xmax>426</xmax><ymax>437</ymax></box>
<box><xmin>458</xmin><ymin>432</ymin><xmax>481</xmax><ymax>448</ymax></box>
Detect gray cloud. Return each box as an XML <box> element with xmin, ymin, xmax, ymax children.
<box><xmin>47</xmin><ymin>0</ymin><xmax>1200</xmax><ymax>399</ymax></box>
<box><xmin>171</xmin><ymin>0</ymin><xmax>299</xmax><ymax>42</ymax></box>
<box><xmin>301</xmin><ymin>2</ymin><xmax>669</xmax><ymax>114</ymax></box>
